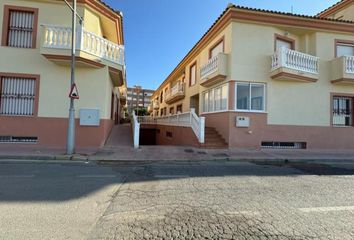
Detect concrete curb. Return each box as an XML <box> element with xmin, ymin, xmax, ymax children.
<box><xmin>1</xmin><ymin>155</ymin><xmax>354</xmax><ymax>165</ymax></box>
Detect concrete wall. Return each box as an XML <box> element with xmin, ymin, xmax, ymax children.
<box><xmin>141</xmin><ymin>124</ymin><xmax>200</xmax><ymax>147</ymax></box>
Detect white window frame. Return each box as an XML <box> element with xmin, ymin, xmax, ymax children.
<box><xmin>202</xmin><ymin>83</ymin><xmax>229</xmax><ymax>114</ymax></box>
<box><xmin>235</xmin><ymin>82</ymin><xmax>266</xmax><ymax>113</ymax></box>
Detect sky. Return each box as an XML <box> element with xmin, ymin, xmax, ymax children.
<box><xmin>105</xmin><ymin>0</ymin><xmax>339</xmax><ymax>90</ymax></box>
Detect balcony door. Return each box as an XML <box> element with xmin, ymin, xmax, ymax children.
<box><xmin>209</xmin><ymin>38</ymin><xmax>224</xmax><ymax>59</ymax></box>
<box><xmin>275</xmin><ymin>34</ymin><xmax>295</xmax><ymax>50</ymax></box>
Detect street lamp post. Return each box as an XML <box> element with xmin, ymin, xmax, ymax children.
<box><xmin>64</xmin><ymin>0</ymin><xmax>83</xmax><ymax>155</ymax></box>
<box><xmin>66</xmin><ymin>0</ymin><xmax>77</xmax><ymax>155</ymax></box>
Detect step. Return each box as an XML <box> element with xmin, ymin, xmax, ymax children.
<box><xmin>200</xmin><ymin>144</ymin><xmax>228</xmax><ymax>149</ymax></box>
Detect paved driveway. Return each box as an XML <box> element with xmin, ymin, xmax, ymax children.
<box><xmin>0</xmin><ymin>160</ymin><xmax>354</xmax><ymax>239</ymax></box>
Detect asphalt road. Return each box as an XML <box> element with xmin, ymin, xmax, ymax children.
<box><xmin>0</xmin><ymin>160</ymin><xmax>354</xmax><ymax>240</ymax></box>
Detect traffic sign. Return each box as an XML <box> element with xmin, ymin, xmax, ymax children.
<box><xmin>69</xmin><ymin>83</ymin><xmax>79</xmax><ymax>99</ymax></box>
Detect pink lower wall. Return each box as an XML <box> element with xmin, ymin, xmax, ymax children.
<box><xmin>141</xmin><ymin>124</ymin><xmax>200</xmax><ymax>147</ymax></box>
<box><xmin>0</xmin><ymin>116</ymin><xmax>113</xmax><ymax>149</ymax></box>
<box><xmin>203</xmin><ymin>111</ymin><xmax>354</xmax><ymax>150</ymax></box>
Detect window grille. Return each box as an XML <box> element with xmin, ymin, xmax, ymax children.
<box><xmin>7</xmin><ymin>10</ymin><xmax>34</xmax><ymax>48</ymax></box>
<box><xmin>0</xmin><ymin>77</ymin><xmax>36</xmax><ymax>116</ymax></box>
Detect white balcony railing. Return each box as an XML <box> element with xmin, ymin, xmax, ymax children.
<box><xmin>201</xmin><ymin>55</ymin><xmax>219</xmax><ymax>79</ymax></box>
<box><xmin>153</xmin><ymin>100</ymin><xmax>159</xmax><ymax>109</ymax></box>
<box><xmin>131</xmin><ymin>111</ymin><xmax>140</xmax><ymax>149</ymax></box>
<box><xmin>138</xmin><ymin>108</ymin><xmax>205</xmax><ymax>143</ymax></box>
<box><xmin>42</xmin><ymin>24</ymin><xmax>125</xmax><ymax>66</ymax></box>
<box><xmin>271</xmin><ymin>47</ymin><xmax>319</xmax><ymax>74</ymax></box>
<box><xmin>165</xmin><ymin>82</ymin><xmax>185</xmax><ymax>101</ymax></box>
<box><xmin>345</xmin><ymin>56</ymin><xmax>354</xmax><ymax>74</ymax></box>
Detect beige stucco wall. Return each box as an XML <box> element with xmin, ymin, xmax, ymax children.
<box><xmin>154</xmin><ymin>23</ymin><xmax>233</xmax><ymax>116</ymax></box>
<box><xmin>0</xmin><ymin>0</ymin><xmax>118</xmax><ymax>120</ymax></box>
<box><xmin>83</xmin><ymin>8</ymin><xmax>103</xmax><ymax>37</ymax></box>
<box><xmin>328</xmin><ymin>3</ymin><xmax>354</xmax><ymax>21</ymax></box>
<box><xmin>231</xmin><ymin>22</ymin><xmax>354</xmax><ymax>127</ymax></box>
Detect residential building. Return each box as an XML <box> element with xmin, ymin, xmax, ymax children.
<box><xmin>127</xmin><ymin>87</ymin><xmax>154</xmax><ymax>113</ymax></box>
<box><xmin>0</xmin><ymin>0</ymin><xmax>126</xmax><ymax>148</ymax></box>
<box><xmin>150</xmin><ymin>1</ymin><xmax>354</xmax><ymax>149</ymax></box>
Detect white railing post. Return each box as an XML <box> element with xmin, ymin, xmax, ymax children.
<box><xmin>199</xmin><ymin>116</ymin><xmax>205</xmax><ymax>144</ymax></box>
<box><xmin>76</xmin><ymin>24</ymin><xmax>83</xmax><ymax>50</ymax></box>
<box><xmin>345</xmin><ymin>56</ymin><xmax>354</xmax><ymax>74</ymax></box>
<box><xmin>131</xmin><ymin>112</ymin><xmax>140</xmax><ymax>149</ymax></box>
<box><xmin>279</xmin><ymin>47</ymin><xmax>286</xmax><ymax>68</ymax></box>
<box><xmin>41</xmin><ymin>24</ymin><xmax>125</xmax><ymax>66</ymax></box>
<box><xmin>190</xmin><ymin>108</ymin><xmax>195</xmax><ymax>125</ymax></box>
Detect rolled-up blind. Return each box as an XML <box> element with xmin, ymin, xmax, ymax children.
<box><xmin>7</xmin><ymin>10</ymin><xmax>34</xmax><ymax>48</ymax></box>
<box><xmin>0</xmin><ymin>77</ymin><xmax>36</xmax><ymax>116</ymax></box>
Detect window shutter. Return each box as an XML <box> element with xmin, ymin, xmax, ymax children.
<box><xmin>8</xmin><ymin>10</ymin><xmax>34</xmax><ymax>48</ymax></box>
<box><xmin>0</xmin><ymin>77</ymin><xmax>36</xmax><ymax>116</ymax></box>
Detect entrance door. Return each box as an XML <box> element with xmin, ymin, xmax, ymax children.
<box><xmin>190</xmin><ymin>94</ymin><xmax>200</xmax><ymax>115</ymax></box>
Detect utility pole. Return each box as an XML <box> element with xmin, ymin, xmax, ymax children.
<box><xmin>66</xmin><ymin>0</ymin><xmax>77</xmax><ymax>155</ymax></box>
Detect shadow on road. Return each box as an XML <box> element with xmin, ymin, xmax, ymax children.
<box><xmin>0</xmin><ymin>160</ymin><xmax>353</xmax><ymax>202</ymax></box>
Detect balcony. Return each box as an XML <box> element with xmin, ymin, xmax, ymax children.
<box><xmin>330</xmin><ymin>56</ymin><xmax>354</xmax><ymax>84</ymax></box>
<box><xmin>153</xmin><ymin>100</ymin><xmax>160</xmax><ymax>110</ymax></box>
<box><xmin>40</xmin><ymin>24</ymin><xmax>125</xmax><ymax>71</ymax></box>
<box><xmin>165</xmin><ymin>82</ymin><xmax>185</xmax><ymax>104</ymax></box>
<box><xmin>270</xmin><ymin>48</ymin><xmax>319</xmax><ymax>82</ymax></box>
<box><xmin>200</xmin><ymin>53</ymin><xmax>228</xmax><ymax>87</ymax></box>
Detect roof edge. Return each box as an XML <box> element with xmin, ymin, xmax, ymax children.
<box><xmin>151</xmin><ymin>4</ymin><xmax>354</xmax><ymax>97</ymax></box>
<box><xmin>317</xmin><ymin>0</ymin><xmax>354</xmax><ymax>18</ymax></box>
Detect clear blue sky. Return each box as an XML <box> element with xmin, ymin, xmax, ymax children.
<box><xmin>105</xmin><ymin>0</ymin><xmax>339</xmax><ymax>90</ymax></box>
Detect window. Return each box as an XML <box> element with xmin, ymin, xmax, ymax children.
<box><xmin>275</xmin><ymin>34</ymin><xmax>294</xmax><ymax>50</ymax></box>
<box><xmin>236</xmin><ymin>83</ymin><xmax>265</xmax><ymax>112</ymax></box>
<box><xmin>0</xmin><ymin>75</ymin><xmax>38</xmax><ymax>116</ymax></box>
<box><xmin>202</xmin><ymin>84</ymin><xmax>228</xmax><ymax>113</ymax></box>
<box><xmin>176</xmin><ymin>104</ymin><xmax>182</xmax><ymax>113</ymax></box>
<box><xmin>336</xmin><ymin>41</ymin><xmax>354</xmax><ymax>57</ymax></box>
<box><xmin>189</xmin><ymin>62</ymin><xmax>197</xmax><ymax>86</ymax></box>
<box><xmin>169</xmin><ymin>107</ymin><xmax>174</xmax><ymax>115</ymax></box>
<box><xmin>209</xmin><ymin>38</ymin><xmax>224</xmax><ymax>59</ymax></box>
<box><xmin>333</xmin><ymin>96</ymin><xmax>353</xmax><ymax>126</ymax></box>
<box><xmin>160</xmin><ymin>91</ymin><xmax>163</xmax><ymax>103</ymax></box>
<box><xmin>2</xmin><ymin>5</ymin><xmax>38</xmax><ymax>48</ymax></box>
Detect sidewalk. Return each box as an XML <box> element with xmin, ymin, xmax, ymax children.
<box><xmin>1</xmin><ymin>144</ymin><xmax>354</xmax><ymax>163</ymax></box>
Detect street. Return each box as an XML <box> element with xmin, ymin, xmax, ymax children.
<box><xmin>0</xmin><ymin>160</ymin><xmax>354</xmax><ymax>239</ymax></box>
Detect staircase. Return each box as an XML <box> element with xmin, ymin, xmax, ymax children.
<box><xmin>200</xmin><ymin>127</ymin><xmax>228</xmax><ymax>149</ymax></box>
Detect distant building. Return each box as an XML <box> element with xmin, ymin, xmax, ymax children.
<box><xmin>127</xmin><ymin>87</ymin><xmax>154</xmax><ymax>113</ymax></box>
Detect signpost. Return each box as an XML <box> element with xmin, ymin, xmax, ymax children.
<box><xmin>64</xmin><ymin>0</ymin><xmax>83</xmax><ymax>155</ymax></box>
<box><xmin>69</xmin><ymin>83</ymin><xmax>79</xmax><ymax>99</ymax></box>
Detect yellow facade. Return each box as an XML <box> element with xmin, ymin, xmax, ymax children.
<box><xmin>0</xmin><ymin>0</ymin><xmax>126</xmax><ymax>119</ymax></box>
<box><xmin>0</xmin><ymin>0</ymin><xmax>126</xmax><ymax>148</ymax></box>
<box><xmin>151</xmin><ymin>4</ymin><xmax>354</xmax><ymax>149</ymax></box>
